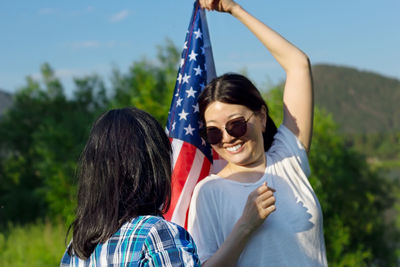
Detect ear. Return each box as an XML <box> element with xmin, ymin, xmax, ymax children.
<box><xmin>259</xmin><ymin>106</ymin><xmax>267</xmax><ymax>132</ymax></box>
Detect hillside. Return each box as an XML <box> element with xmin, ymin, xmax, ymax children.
<box><xmin>312</xmin><ymin>64</ymin><xmax>400</xmax><ymax>134</ymax></box>
<box><xmin>0</xmin><ymin>90</ymin><xmax>12</xmax><ymax>116</ymax></box>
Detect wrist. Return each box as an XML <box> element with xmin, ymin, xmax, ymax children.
<box><xmin>235</xmin><ymin>217</ymin><xmax>254</xmax><ymax>239</ymax></box>
<box><xmin>229</xmin><ymin>3</ymin><xmax>242</xmax><ymax>16</ymax></box>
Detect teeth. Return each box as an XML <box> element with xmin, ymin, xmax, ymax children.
<box><xmin>226</xmin><ymin>144</ymin><xmax>242</xmax><ymax>152</ymax></box>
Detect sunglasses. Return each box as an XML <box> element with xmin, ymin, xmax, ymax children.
<box><xmin>201</xmin><ymin>113</ymin><xmax>255</xmax><ymax>145</ymax></box>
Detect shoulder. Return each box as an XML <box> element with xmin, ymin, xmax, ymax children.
<box><xmin>144</xmin><ymin>217</ymin><xmax>196</xmax><ymax>251</ymax></box>
<box><xmin>117</xmin><ymin>215</ymin><xmax>195</xmax><ymax>249</ymax></box>
<box><xmin>123</xmin><ymin>215</ymin><xmax>189</xmax><ymax>243</ymax></box>
<box><xmin>193</xmin><ymin>174</ymin><xmax>224</xmax><ymax>195</ymax></box>
<box><xmin>267</xmin><ymin>124</ymin><xmax>311</xmax><ymax>176</ymax></box>
<box><xmin>269</xmin><ymin>125</ymin><xmax>306</xmax><ymax>153</ymax></box>
<box><xmin>143</xmin><ymin>217</ymin><xmax>200</xmax><ymax>266</ymax></box>
<box><xmin>119</xmin><ymin>215</ymin><xmax>163</xmax><ymax>237</ymax></box>
<box><xmin>111</xmin><ymin>216</ymin><xmax>171</xmax><ymax>254</ymax></box>
<box><xmin>190</xmin><ymin>174</ymin><xmax>228</xmax><ymax>206</ymax></box>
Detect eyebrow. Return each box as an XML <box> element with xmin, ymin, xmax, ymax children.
<box><xmin>205</xmin><ymin>113</ymin><xmax>245</xmax><ymax>125</ymax></box>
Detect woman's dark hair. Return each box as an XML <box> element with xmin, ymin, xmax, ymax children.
<box><xmin>67</xmin><ymin>107</ymin><xmax>172</xmax><ymax>259</ymax></box>
<box><xmin>198</xmin><ymin>73</ymin><xmax>277</xmax><ymax>151</ymax></box>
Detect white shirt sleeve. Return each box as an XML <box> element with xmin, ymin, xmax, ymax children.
<box><xmin>268</xmin><ymin>125</ymin><xmax>311</xmax><ymax>177</ymax></box>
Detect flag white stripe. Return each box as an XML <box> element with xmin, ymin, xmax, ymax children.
<box><xmin>171</xmin><ymin>139</ymin><xmax>184</xmax><ymax>169</ymax></box>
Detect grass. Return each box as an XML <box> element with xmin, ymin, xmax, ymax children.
<box><xmin>0</xmin><ymin>219</ymin><xmax>69</xmax><ymax>267</ymax></box>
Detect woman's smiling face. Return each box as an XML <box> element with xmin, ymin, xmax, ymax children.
<box><xmin>204</xmin><ymin>101</ymin><xmax>266</xmax><ymax>168</ymax></box>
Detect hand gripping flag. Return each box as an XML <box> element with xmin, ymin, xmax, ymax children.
<box><xmin>165</xmin><ymin>1</ymin><xmax>218</xmax><ymax>227</ymax></box>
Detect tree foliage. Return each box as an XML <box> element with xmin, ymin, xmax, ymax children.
<box><xmin>0</xmin><ymin>63</ymin><xmax>109</xmax><ymax>226</ymax></box>
<box><xmin>0</xmin><ymin>43</ymin><xmax>398</xmax><ymax>265</ymax></box>
<box><xmin>110</xmin><ymin>39</ymin><xmax>179</xmax><ymax>124</ymax></box>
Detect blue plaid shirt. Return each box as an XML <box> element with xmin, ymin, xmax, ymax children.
<box><xmin>61</xmin><ymin>215</ymin><xmax>200</xmax><ymax>266</ymax></box>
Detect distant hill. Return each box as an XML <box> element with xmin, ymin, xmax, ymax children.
<box><xmin>0</xmin><ymin>90</ymin><xmax>12</xmax><ymax>116</ymax></box>
<box><xmin>312</xmin><ymin>64</ymin><xmax>400</xmax><ymax>134</ymax></box>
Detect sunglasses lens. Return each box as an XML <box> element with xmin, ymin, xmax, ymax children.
<box><xmin>226</xmin><ymin>117</ymin><xmax>247</xmax><ymax>137</ymax></box>
<box><xmin>205</xmin><ymin>117</ymin><xmax>248</xmax><ymax>145</ymax></box>
<box><xmin>206</xmin><ymin>127</ymin><xmax>223</xmax><ymax>145</ymax></box>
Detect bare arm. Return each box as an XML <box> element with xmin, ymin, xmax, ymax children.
<box><xmin>202</xmin><ymin>0</ymin><xmax>314</xmax><ymax>151</ymax></box>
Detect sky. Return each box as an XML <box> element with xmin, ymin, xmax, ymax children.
<box><xmin>1</xmin><ymin>0</ymin><xmax>399</xmax><ymax>96</ymax></box>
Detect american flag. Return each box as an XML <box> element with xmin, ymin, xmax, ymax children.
<box><xmin>165</xmin><ymin>1</ymin><xmax>222</xmax><ymax>227</ymax></box>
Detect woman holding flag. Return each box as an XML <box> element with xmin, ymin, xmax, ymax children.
<box><xmin>188</xmin><ymin>0</ymin><xmax>327</xmax><ymax>266</ymax></box>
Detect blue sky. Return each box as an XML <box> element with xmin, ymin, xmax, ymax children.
<box><xmin>1</xmin><ymin>0</ymin><xmax>399</xmax><ymax>95</ymax></box>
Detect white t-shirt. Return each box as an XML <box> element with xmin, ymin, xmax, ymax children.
<box><xmin>187</xmin><ymin>125</ymin><xmax>327</xmax><ymax>266</ymax></box>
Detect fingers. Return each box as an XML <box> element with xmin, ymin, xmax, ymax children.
<box><xmin>240</xmin><ymin>182</ymin><xmax>276</xmax><ymax>231</ymax></box>
<box><xmin>258</xmin><ymin>183</ymin><xmax>276</xmax><ymax>212</ymax></box>
<box><xmin>256</xmin><ymin>182</ymin><xmax>275</xmax><ymax>194</ymax></box>
<box><xmin>247</xmin><ymin>182</ymin><xmax>276</xmax><ymax>218</ymax></box>
<box><xmin>258</xmin><ymin>189</ymin><xmax>274</xmax><ymax>202</ymax></box>
<box><xmin>199</xmin><ymin>0</ymin><xmax>213</xmax><ymax>10</ymax></box>
<box><xmin>261</xmin><ymin>196</ymin><xmax>276</xmax><ymax>210</ymax></box>
<box><xmin>199</xmin><ymin>0</ymin><xmax>232</xmax><ymax>12</ymax></box>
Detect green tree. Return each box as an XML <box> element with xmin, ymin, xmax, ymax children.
<box><xmin>0</xmin><ymin>41</ymin><xmax>179</xmax><ymax>227</ymax></box>
<box><xmin>110</xmin><ymin>39</ymin><xmax>179</xmax><ymax>123</ymax></box>
<box><xmin>0</xmin><ymin>42</ymin><xmax>180</xmax><ymax>266</ymax></box>
<box><xmin>0</xmin><ymin>63</ymin><xmax>109</xmax><ymax>226</ymax></box>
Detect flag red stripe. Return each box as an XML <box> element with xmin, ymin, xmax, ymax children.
<box><xmin>212</xmin><ymin>148</ymin><xmax>220</xmax><ymax>159</ymax></box>
<box><xmin>164</xmin><ymin>141</ymin><xmax>197</xmax><ymax>221</ymax></box>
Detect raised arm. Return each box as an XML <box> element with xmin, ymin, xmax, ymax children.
<box><xmin>201</xmin><ymin>0</ymin><xmax>314</xmax><ymax>151</ymax></box>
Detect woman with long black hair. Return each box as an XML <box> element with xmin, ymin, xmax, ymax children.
<box><xmin>61</xmin><ymin>107</ymin><xmax>200</xmax><ymax>266</ymax></box>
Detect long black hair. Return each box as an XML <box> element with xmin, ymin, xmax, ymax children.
<box><xmin>198</xmin><ymin>73</ymin><xmax>277</xmax><ymax>151</ymax></box>
<box><xmin>67</xmin><ymin>107</ymin><xmax>172</xmax><ymax>259</ymax></box>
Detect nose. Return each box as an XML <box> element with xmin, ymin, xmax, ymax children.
<box><xmin>220</xmin><ymin>128</ymin><xmax>235</xmax><ymax>144</ymax></box>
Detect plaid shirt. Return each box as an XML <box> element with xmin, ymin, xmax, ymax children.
<box><xmin>61</xmin><ymin>215</ymin><xmax>200</xmax><ymax>267</ymax></box>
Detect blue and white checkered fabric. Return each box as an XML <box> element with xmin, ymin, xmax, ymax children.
<box><xmin>61</xmin><ymin>215</ymin><xmax>200</xmax><ymax>267</ymax></box>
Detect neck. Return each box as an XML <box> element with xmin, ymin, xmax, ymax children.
<box><xmin>219</xmin><ymin>154</ymin><xmax>266</xmax><ymax>183</ymax></box>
